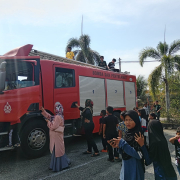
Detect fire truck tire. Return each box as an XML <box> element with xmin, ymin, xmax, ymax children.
<box><xmin>20</xmin><ymin>119</ymin><xmax>49</xmax><ymax>158</ymax></box>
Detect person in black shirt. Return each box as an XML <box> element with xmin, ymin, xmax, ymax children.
<box><xmin>103</xmin><ymin>106</ymin><xmax>120</xmax><ymax>162</ymax></box>
<box><xmin>169</xmin><ymin>127</ymin><xmax>180</xmax><ymax>175</ymax></box>
<box><xmin>75</xmin><ymin>99</ymin><xmax>99</xmax><ymax>157</ymax></box>
<box><xmin>153</xmin><ymin>101</ymin><xmax>162</xmax><ymax>120</ymax></box>
<box><xmin>99</xmin><ymin>110</ymin><xmax>107</xmax><ymax>152</ymax></box>
<box><xmin>98</xmin><ymin>56</ymin><xmax>108</xmax><ymax>70</ymax></box>
<box><xmin>108</xmin><ymin>59</ymin><xmax>119</xmax><ymax>72</ymax></box>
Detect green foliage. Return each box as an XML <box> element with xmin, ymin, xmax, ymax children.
<box><xmin>139</xmin><ymin>48</ymin><xmax>161</xmax><ymax>66</ymax></box>
<box><xmin>136</xmin><ymin>75</ymin><xmax>149</xmax><ymax>107</ymax></box>
<box><xmin>136</xmin><ymin>75</ymin><xmax>148</xmax><ymax>97</ymax></box>
<box><xmin>139</xmin><ymin>40</ymin><xmax>180</xmax><ymax>101</ymax></box>
<box><xmin>157</xmin><ymin>42</ymin><xmax>169</xmax><ymax>56</ymax></box>
<box><xmin>148</xmin><ymin>64</ymin><xmax>162</xmax><ymax>98</ymax></box>
<box><xmin>153</xmin><ymin>73</ymin><xmax>180</xmax><ymax>122</ymax></box>
<box><xmin>66</xmin><ymin>34</ymin><xmax>100</xmax><ymax>65</ymax></box>
<box><xmin>168</xmin><ymin>40</ymin><xmax>180</xmax><ymax>55</ymax></box>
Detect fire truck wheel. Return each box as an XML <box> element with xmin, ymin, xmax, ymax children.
<box><xmin>20</xmin><ymin>119</ymin><xmax>49</xmax><ymax>158</ymax></box>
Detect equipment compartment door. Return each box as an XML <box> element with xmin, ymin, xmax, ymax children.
<box><xmin>125</xmin><ymin>82</ymin><xmax>136</xmax><ymax>111</ymax></box>
<box><xmin>79</xmin><ymin>76</ymin><xmax>106</xmax><ymax>116</ymax></box>
<box><xmin>106</xmin><ymin>79</ymin><xmax>124</xmax><ymax>108</ymax></box>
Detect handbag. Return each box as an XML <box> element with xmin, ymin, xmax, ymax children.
<box><xmin>55</xmin><ymin>126</ymin><xmax>64</xmax><ymax>133</ymax></box>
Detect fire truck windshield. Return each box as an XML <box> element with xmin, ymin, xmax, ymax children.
<box><xmin>4</xmin><ymin>60</ymin><xmax>35</xmax><ymax>90</ymax></box>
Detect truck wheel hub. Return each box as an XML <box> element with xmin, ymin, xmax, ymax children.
<box><xmin>28</xmin><ymin>129</ymin><xmax>46</xmax><ymax>150</ymax></box>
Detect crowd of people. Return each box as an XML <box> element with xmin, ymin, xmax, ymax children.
<box><xmin>39</xmin><ymin>98</ymin><xmax>180</xmax><ymax>180</ymax></box>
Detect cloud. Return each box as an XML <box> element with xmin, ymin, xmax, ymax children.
<box><xmin>1</xmin><ymin>0</ymin><xmax>180</xmax><ymax>26</ymax></box>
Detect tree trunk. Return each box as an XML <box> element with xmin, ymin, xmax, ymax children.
<box><xmin>165</xmin><ymin>80</ymin><xmax>170</xmax><ymax>122</ymax></box>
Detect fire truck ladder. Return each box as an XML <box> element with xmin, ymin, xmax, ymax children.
<box><xmin>29</xmin><ymin>49</ymin><xmax>104</xmax><ymax>69</ymax></box>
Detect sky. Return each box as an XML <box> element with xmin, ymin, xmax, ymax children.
<box><xmin>0</xmin><ymin>0</ymin><xmax>180</xmax><ymax>79</ymax></box>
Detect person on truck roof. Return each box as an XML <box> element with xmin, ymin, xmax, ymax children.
<box><xmin>66</xmin><ymin>47</ymin><xmax>75</xmax><ymax>60</ymax></box>
<box><xmin>98</xmin><ymin>56</ymin><xmax>108</xmax><ymax>70</ymax></box>
<box><xmin>108</xmin><ymin>59</ymin><xmax>119</xmax><ymax>72</ymax></box>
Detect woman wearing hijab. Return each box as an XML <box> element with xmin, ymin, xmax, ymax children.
<box><xmin>109</xmin><ymin>110</ymin><xmax>151</xmax><ymax>180</ymax></box>
<box><xmin>41</xmin><ymin>102</ymin><xmax>70</xmax><ymax>172</ymax></box>
<box><xmin>138</xmin><ymin>109</ymin><xmax>148</xmax><ymax>145</ymax></box>
<box><xmin>148</xmin><ymin>120</ymin><xmax>177</xmax><ymax>180</ymax></box>
<box><xmin>75</xmin><ymin>99</ymin><xmax>99</xmax><ymax>157</ymax></box>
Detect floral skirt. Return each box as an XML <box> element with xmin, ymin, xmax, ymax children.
<box><xmin>50</xmin><ymin>146</ymin><xmax>70</xmax><ymax>172</ymax></box>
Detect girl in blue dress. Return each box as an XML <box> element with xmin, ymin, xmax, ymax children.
<box><xmin>109</xmin><ymin>110</ymin><xmax>151</xmax><ymax>180</ymax></box>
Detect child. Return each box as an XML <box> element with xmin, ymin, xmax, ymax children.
<box><xmin>99</xmin><ymin>110</ymin><xmax>107</xmax><ymax>152</ymax></box>
<box><xmin>138</xmin><ymin>109</ymin><xmax>148</xmax><ymax>144</ymax></box>
<box><xmin>149</xmin><ymin>112</ymin><xmax>156</xmax><ymax>120</ymax></box>
<box><xmin>41</xmin><ymin>102</ymin><xmax>70</xmax><ymax>172</ymax></box>
<box><xmin>66</xmin><ymin>46</ymin><xmax>74</xmax><ymax>60</ymax></box>
<box><xmin>117</xmin><ymin>111</ymin><xmax>127</xmax><ymax>139</ymax></box>
<box><xmin>103</xmin><ymin>106</ymin><xmax>120</xmax><ymax>162</ymax></box>
<box><xmin>108</xmin><ymin>110</ymin><xmax>151</xmax><ymax>180</ymax></box>
<box><xmin>169</xmin><ymin>127</ymin><xmax>180</xmax><ymax>175</ymax></box>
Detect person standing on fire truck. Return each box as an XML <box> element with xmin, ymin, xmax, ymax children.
<box><xmin>75</xmin><ymin>100</ymin><xmax>100</xmax><ymax>157</ymax></box>
<box><xmin>66</xmin><ymin>47</ymin><xmax>75</xmax><ymax>60</ymax></box>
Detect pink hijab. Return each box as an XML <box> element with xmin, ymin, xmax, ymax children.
<box><xmin>50</xmin><ymin>102</ymin><xmax>64</xmax><ymax>123</ymax></box>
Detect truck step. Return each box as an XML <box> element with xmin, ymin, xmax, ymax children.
<box><xmin>64</xmin><ymin>135</ymin><xmax>73</xmax><ymax>138</ymax></box>
<box><xmin>0</xmin><ymin>132</ymin><xmax>8</xmax><ymax>136</ymax></box>
<box><xmin>65</xmin><ymin>123</ymin><xmax>73</xmax><ymax>127</ymax></box>
<box><xmin>0</xmin><ymin>146</ymin><xmax>14</xmax><ymax>152</ymax></box>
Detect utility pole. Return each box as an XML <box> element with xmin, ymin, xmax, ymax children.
<box><xmin>119</xmin><ymin>57</ymin><xmax>121</xmax><ymax>72</ymax></box>
<box><xmin>81</xmin><ymin>15</ymin><xmax>83</xmax><ymax>36</ymax></box>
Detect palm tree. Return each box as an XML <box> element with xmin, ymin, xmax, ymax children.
<box><xmin>66</xmin><ymin>34</ymin><xmax>100</xmax><ymax>65</ymax></box>
<box><xmin>139</xmin><ymin>40</ymin><xmax>180</xmax><ymax>117</ymax></box>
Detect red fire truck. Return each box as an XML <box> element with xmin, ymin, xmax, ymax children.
<box><xmin>0</xmin><ymin>44</ymin><xmax>137</xmax><ymax>158</ymax></box>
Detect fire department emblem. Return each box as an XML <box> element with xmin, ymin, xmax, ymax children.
<box><xmin>4</xmin><ymin>102</ymin><xmax>12</xmax><ymax>113</ymax></box>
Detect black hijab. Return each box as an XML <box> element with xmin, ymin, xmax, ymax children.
<box><xmin>122</xmin><ymin>110</ymin><xmax>142</xmax><ymax>160</ymax></box>
<box><xmin>148</xmin><ymin>120</ymin><xmax>176</xmax><ymax>178</ymax></box>
<box><xmin>138</xmin><ymin>109</ymin><xmax>146</xmax><ymax>120</ymax></box>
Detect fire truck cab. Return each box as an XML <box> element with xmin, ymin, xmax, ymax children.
<box><xmin>0</xmin><ymin>44</ymin><xmax>137</xmax><ymax>158</ymax></box>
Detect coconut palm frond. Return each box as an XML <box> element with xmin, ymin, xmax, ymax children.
<box><xmin>66</xmin><ymin>34</ymin><xmax>100</xmax><ymax>65</ymax></box>
<box><xmin>139</xmin><ymin>48</ymin><xmax>161</xmax><ymax>66</ymax></box>
<box><xmin>148</xmin><ymin>64</ymin><xmax>163</xmax><ymax>98</ymax></box>
<box><xmin>76</xmin><ymin>50</ymin><xmax>86</xmax><ymax>63</ymax></box>
<box><xmin>73</xmin><ymin>50</ymin><xmax>80</xmax><ymax>57</ymax></box>
<box><xmin>86</xmin><ymin>50</ymin><xmax>95</xmax><ymax>65</ymax></box>
<box><xmin>161</xmin><ymin>56</ymin><xmax>175</xmax><ymax>76</ymax></box>
<box><xmin>66</xmin><ymin>38</ymin><xmax>80</xmax><ymax>52</ymax></box>
<box><xmin>174</xmin><ymin>55</ymin><xmax>180</xmax><ymax>71</ymax></box>
<box><xmin>79</xmin><ymin>35</ymin><xmax>91</xmax><ymax>55</ymax></box>
<box><xmin>91</xmin><ymin>50</ymin><xmax>100</xmax><ymax>65</ymax></box>
<box><xmin>169</xmin><ymin>40</ymin><xmax>180</xmax><ymax>55</ymax></box>
<box><xmin>157</xmin><ymin>42</ymin><xmax>168</xmax><ymax>56</ymax></box>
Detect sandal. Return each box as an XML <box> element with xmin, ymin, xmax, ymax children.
<box><xmin>14</xmin><ymin>143</ymin><xmax>20</xmax><ymax>147</ymax></box>
<box><xmin>91</xmin><ymin>153</ymin><xmax>100</xmax><ymax>157</ymax></box>
<box><xmin>83</xmin><ymin>151</ymin><xmax>92</xmax><ymax>154</ymax></box>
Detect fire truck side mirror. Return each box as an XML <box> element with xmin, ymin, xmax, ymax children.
<box><xmin>0</xmin><ymin>61</ymin><xmax>6</xmax><ymax>93</ymax></box>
